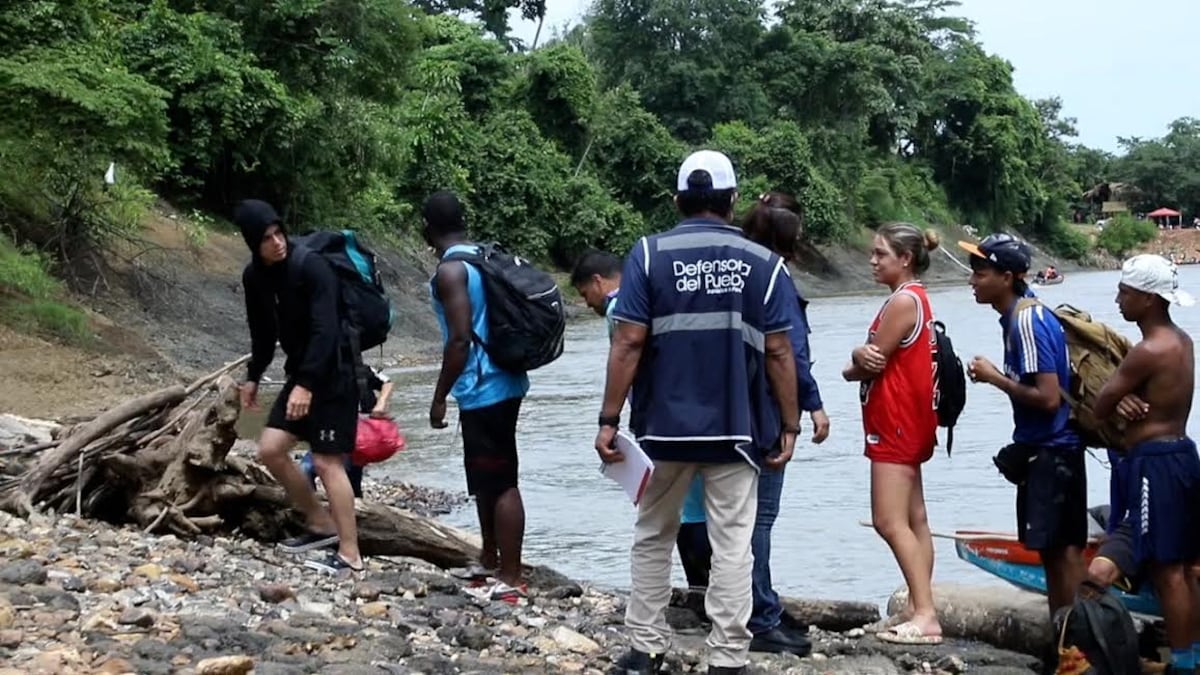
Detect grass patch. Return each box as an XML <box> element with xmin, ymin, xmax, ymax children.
<box><xmin>2</xmin><ymin>297</ymin><xmax>91</xmax><ymax>342</ymax></box>
<box><xmin>0</xmin><ymin>233</ymin><xmax>60</xmax><ymax>297</ymax></box>
<box><xmin>0</xmin><ymin>232</ymin><xmax>92</xmax><ymax>343</ymax></box>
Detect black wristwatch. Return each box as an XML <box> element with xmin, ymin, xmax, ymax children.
<box><xmin>599</xmin><ymin>414</ymin><xmax>620</xmax><ymax>429</ymax></box>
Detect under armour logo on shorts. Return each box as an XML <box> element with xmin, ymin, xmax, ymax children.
<box><xmin>319</xmin><ymin>429</ymin><xmax>336</xmax><ymax>442</ymax></box>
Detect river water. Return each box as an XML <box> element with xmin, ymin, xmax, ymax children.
<box><xmin>277</xmin><ymin>266</ymin><xmax>1200</xmax><ymax>608</ymax></box>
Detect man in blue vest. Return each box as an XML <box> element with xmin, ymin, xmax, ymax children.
<box><xmin>594</xmin><ymin>150</ymin><xmax>801</xmax><ymax>675</ymax></box>
<box><xmin>424</xmin><ymin>191</ymin><xmax>531</xmax><ymax>604</ymax></box>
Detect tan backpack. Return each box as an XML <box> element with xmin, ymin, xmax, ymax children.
<box><xmin>1014</xmin><ymin>300</ymin><xmax>1132</xmax><ymax>450</ymax></box>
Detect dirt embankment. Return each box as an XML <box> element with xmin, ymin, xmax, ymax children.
<box><xmin>0</xmin><ymin>206</ymin><xmax>444</xmax><ymax>420</ymax></box>
<box><xmin>792</xmin><ymin>224</ymin><xmax>1079</xmax><ymax>298</ymax></box>
<box><xmin>0</xmin><ymin>213</ymin><xmax>1076</xmax><ymax>421</ymax></box>
<box><xmin>1134</xmin><ymin>226</ymin><xmax>1200</xmax><ymax>263</ymax></box>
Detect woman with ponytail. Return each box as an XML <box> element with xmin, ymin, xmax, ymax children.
<box><xmin>738</xmin><ymin>193</ymin><xmax>829</xmax><ymax>654</ymax></box>
<box><xmin>842</xmin><ymin>222</ymin><xmax>943</xmax><ymax>645</ymax></box>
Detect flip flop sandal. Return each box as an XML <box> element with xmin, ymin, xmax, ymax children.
<box><xmin>877</xmin><ymin>621</ymin><xmax>944</xmax><ymax>645</ymax></box>
<box><xmin>864</xmin><ymin>613</ymin><xmax>907</xmax><ymax>634</ymax></box>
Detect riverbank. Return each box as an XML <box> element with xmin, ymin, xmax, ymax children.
<box><xmin>0</xmin><ymin>206</ymin><xmax>1085</xmax><ymax>422</ymax></box>
<box><xmin>0</xmin><ymin>501</ymin><xmax>1043</xmax><ymax>675</ymax></box>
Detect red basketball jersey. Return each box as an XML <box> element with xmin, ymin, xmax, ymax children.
<box><xmin>859</xmin><ymin>282</ymin><xmax>938</xmax><ymax>464</ymax></box>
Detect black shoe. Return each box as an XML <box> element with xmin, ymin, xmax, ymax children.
<box><xmin>611</xmin><ymin>649</ymin><xmax>665</xmax><ymax>674</ymax></box>
<box><xmin>708</xmin><ymin>667</ymin><xmax>746</xmax><ymax>675</ymax></box>
<box><xmin>278</xmin><ymin>530</ymin><xmax>338</xmax><ymax>554</ymax></box>
<box><xmin>779</xmin><ymin>609</ymin><xmax>809</xmax><ymax>635</ymax></box>
<box><xmin>750</xmin><ymin>627</ymin><xmax>812</xmax><ymax>656</ymax></box>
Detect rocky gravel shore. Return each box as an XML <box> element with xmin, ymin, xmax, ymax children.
<box><xmin>0</xmin><ymin>504</ymin><xmax>1046</xmax><ymax>675</ymax></box>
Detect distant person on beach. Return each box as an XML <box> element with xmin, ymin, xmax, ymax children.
<box><xmin>1093</xmin><ymin>254</ymin><xmax>1200</xmax><ymax>674</ymax></box>
<box><xmin>740</xmin><ymin>192</ymin><xmax>828</xmax><ymax>655</ymax></box>
<box><xmin>595</xmin><ymin>150</ymin><xmax>799</xmax><ymax>675</ymax></box>
<box><xmin>571</xmin><ymin>250</ymin><xmax>712</xmax><ymax>595</ymax></box>
<box><xmin>960</xmin><ymin>233</ymin><xmax>1086</xmax><ymax>621</ymax></box>
<box><xmin>842</xmin><ymin>223</ymin><xmax>942</xmax><ymax>645</ymax></box>
<box><xmin>423</xmin><ymin>191</ymin><xmax>531</xmax><ymax>604</ymax></box>
<box><xmin>235</xmin><ymin>199</ymin><xmax>363</xmax><ymax>574</ymax></box>
<box><xmin>301</xmin><ymin>365</ymin><xmax>398</xmax><ymax>499</ymax></box>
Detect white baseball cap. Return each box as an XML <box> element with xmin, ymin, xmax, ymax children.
<box><xmin>677</xmin><ymin>150</ymin><xmax>737</xmax><ymax>192</ymax></box>
<box><xmin>1120</xmin><ymin>254</ymin><xmax>1195</xmax><ymax>307</ymax></box>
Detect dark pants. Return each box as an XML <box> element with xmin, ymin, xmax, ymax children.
<box><xmin>300</xmin><ymin>451</ymin><xmax>363</xmax><ymax>498</ymax></box>
<box><xmin>676</xmin><ymin>522</ymin><xmax>711</xmax><ymax>588</ymax></box>
<box><xmin>749</xmin><ymin>465</ymin><xmax>785</xmax><ymax>634</ymax></box>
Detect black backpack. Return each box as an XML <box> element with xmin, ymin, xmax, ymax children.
<box><xmin>441</xmin><ymin>242</ymin><xmax>565</xmax><ymax>373</ymax></box>
<box><xmin>932</xmin><ymin>320</ymin><xmax>966</xmax><ymax>456</ymax></box>
<box><xmin>291</xmin><ymin>230</ymin><xmax>394</xmax><ymax>405</ymax></box>
<box><xmin>1052</xmin><ymin>583</ymin><xmax>1141</xmax><ymax>675</ymax></box>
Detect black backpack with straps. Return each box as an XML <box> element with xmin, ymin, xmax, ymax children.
<box><xmin>932</xmin><ymin>320</ymin><xmax>967</xmax><ymax>456</ymax></box>
<box><xmin>289</xmin><ymin>229</ymin><xmax>394</xmax><ymax>408</ymax></box>
<box><xmin>1052</xmin><ymin>583</ymin><xmax>1141</xmax><ymax>675</ymax></box>
<box><xmin>439</xmin><ymin>242</ymin><xmax>565</xmax><ymax>373</ymax></box>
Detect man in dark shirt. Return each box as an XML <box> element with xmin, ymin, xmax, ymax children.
<box><xmin>235</xmin><ymin>199</ymin><xmax>362</xmax><ymax>574</ymax></box>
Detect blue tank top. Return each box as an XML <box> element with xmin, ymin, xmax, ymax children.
<box><xmin>431</xmin><ymin>244</ymin><xmax>529</xmax><ymax>411</ymax></box>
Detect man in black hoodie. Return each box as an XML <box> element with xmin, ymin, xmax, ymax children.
<box><xmin>235</xmin><ymin>199</ymin><xmax>363</xmax><ymax>574</ymax></box>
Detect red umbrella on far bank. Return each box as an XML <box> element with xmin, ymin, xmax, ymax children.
<box><xmin>1148</xmin><ymin>207</ymin><xmax>1182</xmax><ymax>228</ymax></box>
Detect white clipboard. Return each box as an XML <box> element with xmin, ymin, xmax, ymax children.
<box><xmin>600</xmin><ymin>430</ymin><xmax>655</xmax><ymax>505</ymax></box>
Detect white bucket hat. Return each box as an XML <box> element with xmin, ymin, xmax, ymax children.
<box><xmin>1120</xmin><ymin>254</ymin><xmax>1195</xmax><ymax>307</ymax></box>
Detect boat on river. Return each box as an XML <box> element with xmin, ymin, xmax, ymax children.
<box><xmin>1032</xmin><ymin>274</ymin><xmax>1065</xmax><ymax>286</ymax></box>
<box><xmin>949</xmin><ymin>525</ymin><xmax>1162</xmax><ymax>618</ymax></box>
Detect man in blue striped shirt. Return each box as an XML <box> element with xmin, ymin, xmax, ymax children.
<box><xmin>594</xmin><ymin>151</ymin><xmax>800</xmax><ymax>675</ymax></box>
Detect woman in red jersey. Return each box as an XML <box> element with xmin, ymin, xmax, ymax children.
<box><xmin>842</xmin><ymin>222</ymin><xmax>943</xmax><ymax>645</ymax></box>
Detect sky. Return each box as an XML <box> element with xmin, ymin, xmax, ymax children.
<box><xmin>507</xmin><ymin>0</ymin><xmax>1200</xmax><ymax>153</ymax></box>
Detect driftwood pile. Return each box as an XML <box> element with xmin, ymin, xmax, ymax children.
<box><xmin>0</xmin><ymin>356</ymin><xmax>487</xmax><ymax>571</ymax></box>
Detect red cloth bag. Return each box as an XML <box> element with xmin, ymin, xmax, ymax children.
<box><xmin>351</xmin><ymin>417</ymin><xmax>405</xmax><ymax>467</ymax></box>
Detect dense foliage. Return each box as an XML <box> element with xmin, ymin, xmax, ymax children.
<box><xmin>1097</xmin><ymin>214</ymin><xmax>1159</xmax><ymax>257</ymax></box>
<box><xmin>0</xmin><ymin>0</ymin><xmax>1197</xmax><ymax>277</ymax></box>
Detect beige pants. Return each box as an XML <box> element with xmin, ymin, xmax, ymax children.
<box><xmin>625</xmin><ymin>460</ymin><xmax>758</xmax><ymax>668</ymax></box>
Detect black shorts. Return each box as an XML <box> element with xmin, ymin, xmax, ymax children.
<box><xmin>460</xmin><ymin>397</ymin><xmax>522</xmax><ymax>497</ymax></box>
<box><xmin>1016</xmin><ymin>446</ymin><xmax>1088</xmax><ymax>551</ymax></box>
<box><xmin>267</xmin><ymin>379</ymin><xmax>358</xmax><ymax>455</ymax></box>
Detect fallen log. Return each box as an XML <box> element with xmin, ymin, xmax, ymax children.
<box><xmin>887</xmin><ymin>583</ymin><xmax>1052</xmax><ymax>657</ymax></box>
<box><xmin>236</xmin><ymin>482</ymin><xmax>483</xmax><ymax>568</ymax></box>
<box><xmin>0</xmin><ymin>357</ymin><xmax>573</xmax><ymax>584</ymax></box>
<box><xmin>780</xmin><ymin>596</ymin><xmax>881</xmax><ymax>632</ymax></box>
<box><xmin>12</xmin><ymin>385</ymin><xmax>187</xmax><ymax>512</ymax></box>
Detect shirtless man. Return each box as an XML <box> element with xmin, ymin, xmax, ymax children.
<box><xmin>1094</xmin><ymin>254</ymin><xmax>1200</xmax><ymax>675</ymax></box>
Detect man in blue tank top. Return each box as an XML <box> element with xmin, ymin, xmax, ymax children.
<box><xmin>424</xmin><ymin>191</ymin><xmax>530</xmax><ymax>604</ymax></box>
<box><xmin>594</xmin><ymin>151</ymin><xmax>801</xmax><ymax>675</ymax></box>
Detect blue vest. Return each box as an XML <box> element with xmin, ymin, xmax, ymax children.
<box><xmin>430</xmin><ymin>244</ymin><xmax>529</xmax><ymax>411</ymax></box>
<box><xmin>611</xmin><ymin>219</ymin><xmax>794</xmax><ymax>465</ymax></box>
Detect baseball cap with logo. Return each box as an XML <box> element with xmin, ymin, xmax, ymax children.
<box><xmin>677</xmin><ymin>150</ymin><xmax>737</xmax><ymax>193</ymax></box>
<box><xmin>1120</xmin><ymin>254</ymin><xmax>1195</xmax><ymax>307</ymax></box>
<box><xmin>956</xmin><ymin>233</ymin><xmax>1032</xmax><ymax>274</ymax></box>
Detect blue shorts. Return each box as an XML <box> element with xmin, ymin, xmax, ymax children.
<box><xmin>680</xmin><ymin>474</ymin><xmax>706</xmax><ymax>524</ymax></box>
<box><xmin>301</xmin><ymin>451</ymin><xmax>363</xmax><ymax>499</ymax></box>
<box><xmin>1110</xmin><ymin>437</ymin><xmax>1200</xmax><ymax>565</ymax></box>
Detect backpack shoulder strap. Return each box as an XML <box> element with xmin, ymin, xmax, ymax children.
<box><xmin>1003</xmin><ymin>297</ymin><xmax>1041</xmax><ymax>354</ymax></box>
<box><xmin>287</xmin><ymin>242</ymin><xmax>312</xmax><ymax>288</ymax></box>
<box><xmin>1004</xmin><ymin>297</ymin><xmax>1078</xmax><ymax>409</ymax></box>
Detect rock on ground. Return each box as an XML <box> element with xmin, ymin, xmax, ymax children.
<box><xmin>0</xmin><ymin>509</ymin><xmax>1042</xmax><ymax>674</ymax></box>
